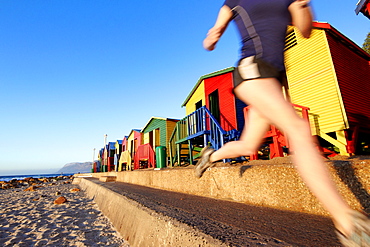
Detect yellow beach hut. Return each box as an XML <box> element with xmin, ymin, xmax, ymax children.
<box><xmin>119</xmin><ymin>129</ymin><xmax>142</xmax><ymax>171</ymax></box>
<box><xmin>285</xmin><ymin>22</ymin><xmax>370</xmax><ymax>155</ymax></box>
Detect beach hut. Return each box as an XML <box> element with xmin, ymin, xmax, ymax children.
<box><xmin>92</xmin><ymin>160</ymin><xmax>100</xmax><ymax>173</ymax></box>
<box><xmin>98</xmin><ymin>148</ymin><xmax>104</xmax><ymax>172</ymax></box>
<box><xmin>284</xmin><ymin>22</ymin><xmax>370</xmax><ymax>155</ymax></box>
<box><xmin>104</xmin><ymin>142</ymin><xmax>116</xmax><ymax>172</ymax></box>
<box><xmin>102</xmin><ymin>145</ymin><xmax>108</xmax><ymax>172</ymax></box>
<box><xmin>120</xmin><ymin>129</ymin><xmax>142</xmax><ymax>171</ymax></box>
<box><xmin>169</xmin><ymin>68</ymin><xmax>244</xmax><ymax>166</ymax></box>
<box><xmin>118</xmin><ymin>136</ymin><xmax>128</xmax><ymax>171</ymax></box>
<box><xmin>114</xmin><ymin>140</ymin><xmax>122</xmax><ymax>171</ymax></box>
<box><xmin>182</xmin><ymin>67</ymin><xmax>246</xmax><ymax>132</ymax></box>
<box><xmin>170</xmin><ymin>21</ymin><xmax>370</xmax><ymax>163</ymax></box>
<box><xmin>356</xmin><ymin>0</ymin><xmax>370</xmax><ymax>19</ymax></box>
<box><xmin>95</xmin><ymin>160</ymin><xmax>101</xmax><ymax>173</ymax></box>
<box><xmin>135</xmin><ymin>117</ymin><xmax>179</xmax><ymax>169</ymax></box>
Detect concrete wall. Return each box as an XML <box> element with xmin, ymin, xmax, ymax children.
<box><xmin>76</xmin><ymin>158</ymin><xmax>370</xmax><ymax>217</ymax></box>
<box><xmin>74</xmin><ymin>177</ymin><xmax>228</xmax><ymax>247</ymax></box>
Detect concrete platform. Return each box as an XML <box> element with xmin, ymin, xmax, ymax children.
<box><xmin>76</xmin><ymin>157</ymin><xmax>370</xmax><ymax>216</ymax></box>
<box><xmin>73</xmin><ymin>157</ymin><xmax>370</xmax><ymax>246</ymax></box>
<box><xmin>99</xmin><ymin>176</ymin><xmax>116</xmax><ymax>182</ymax></box>
<box><xmin>73</xmin><ymin>177</ymin><xmax>342</xmax><ymax>246</ymax></box>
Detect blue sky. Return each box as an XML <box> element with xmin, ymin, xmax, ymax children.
<box><xmin>0</xmin><ymin>0</ymin><xmax>369</xmax><ymax>175</ymax></box>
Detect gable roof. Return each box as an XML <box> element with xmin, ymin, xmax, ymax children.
<box><xmin>181</xmin><ymin>67</ymin><xmax>234</xmax><ymax>107</ymax></box>
<box><xmin>108</xmin><ymin>142</ymin><xmax>116</xmax><ymax>150</ymax></box>
<box><xmin>312</xmin><ymin>22</ymin><xmax>370</xmax><ymax>60</ymax></box>
<box><xmin>128</xmin><ymin>129</ymin><xmax>142</xmax><ymax>138</ymax></box>
<box><xmin>141</xmin><ymin>117</ymin><xmax>180</xmax><ymax>132</ymax></box>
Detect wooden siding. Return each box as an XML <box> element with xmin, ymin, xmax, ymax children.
<box><xmin>327</xmin><ymin>32</ymin><xmax>370</xmax><ymax>128</ymax></box>
<box><xmin>136</xmin><ymin>131</ymin><xmax>143</xmax><ymax>145</ymax></box>
<box><xmin>114</xmin><ymin>141</ymin><xmax>122</xmax><ymax>155</ymax></box>
<box><xmin>127</xmin><ymin>131</ymin><xmax>136</xmax><ymax>155</ymax></box>
<box><xmin>185</xmin><ymin>81</ymin><xmax>205</xmax><ymax>115</ymax></box>
<box><xmin>166</xmin><ymin>120</ymin><xmax>178</xmax><ymax>156</ymax></box>
<box><xmin>122</xmin><ymin>137</ymin><xmax>128</xmax><ymax>151</ymax></box>
<box><xmin>127</xmin><ymin>131</ymin><xmax>142</xmax><ymax>153</ymax></box>
<box><xmin>142</xmin><ymin>118</ymin><xmax>178</xmax><ymax>157</ymax></box>
<box><xmin>285</xmin><ymin>27</ymin><xmax>347</xmax><ymax>135</ymax></box>
<box><xmin>143</xmin><ymin>132</ymin><xmax>150</xmax><ymax>146</ymax></box>
<box><xmin>142</xmin><ymin>118</ymin><xmax>167</xmax><ymax>147</ymax></box>
<box><xmin>235</xmin><ymin>98</ymin><xmax>247</xmax><ymax>131</ymax></box>
<box><xmin>204</xmin><ymin>72</ymin><xmax>237</xmax><ymax>131</ymax></box>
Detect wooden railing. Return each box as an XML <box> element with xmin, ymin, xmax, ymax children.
<box><xmin>168</xmin><ymin>106</ymin><xmax>232</xmax><ymax>165</ymax></box>
<box><xmin>243</xmin><ymin>103</ymin><xmax>310</xmax><ymax>160</ymax></box>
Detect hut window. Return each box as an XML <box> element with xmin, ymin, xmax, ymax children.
<box><xmin>285</xmin><ymin>29</ymin><xmax>297</xmax><ymax>51</ymax></box>
<box><xmin>149</xmin><ymin>131</ymin><xmax>154</xmax><ymax>148</ymax></box>
<box><xmin>155</xmin><ymin>128</ymin><xmax>160</xmax><ymax>147</ymax></box>
<box><xmin>209</xmin><ymin>90</ymin><xmax>220</xmax><ymax>123</ymax></box>
<box><xmin>130</xmin><ymin>140</ymin><xmax>135</xmax><ymax>158</ymax></box>
<box><xmin>195</xmin><ymin>100</ymin><xmax>203</xmax><ymax>110</ymax></box>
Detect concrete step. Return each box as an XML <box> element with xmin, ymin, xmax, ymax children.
<box><xmin>73</xmin><ymin>177</ymin><xmax>340</xmax><ymax>246</ymax></box>
<box><xmin>78</xmin><ymin>157</ymin><xmax>370</xmax><ymax>217</ymax></box>
<box><xmin>99</xmin><ymin>176</ymin><xmax>116</xmax><ymax>182</ymax></box>
<box><xmin>75</xmin><ymin>157</ymin><xmax>370</xmax><ymax>246</ymax></box>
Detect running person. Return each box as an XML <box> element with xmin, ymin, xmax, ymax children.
<box><xmin>196</xmin><ymin>0</ymin><xmax>370</xmax><ymax>246</ymax></box>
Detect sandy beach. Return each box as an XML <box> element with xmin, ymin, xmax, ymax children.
<box><xmin>0</xmin><ymin>177</ymin><xmax>129</xmax><ymax>247</ymax></box>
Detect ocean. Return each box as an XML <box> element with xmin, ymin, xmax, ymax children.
<box><xmin>0</xmin><ymin>173</ymin><xmax>75</xmax><ymax>182</ymax></box>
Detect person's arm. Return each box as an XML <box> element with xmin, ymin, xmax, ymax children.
<box><xmin>203</xmin><ymin>5</ymin><xmax>234</xmax><ymax>51</ymax></box>
<box><xmin>288</xmin><ymin>0</ymin><xmax>313</xmax><ymax>38</ymax></box>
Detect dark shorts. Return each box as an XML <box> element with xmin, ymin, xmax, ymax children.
<box><xmin>233</xmin><ymin>56</ymin><xmax>286</xmax><ymax>89</ymax></box>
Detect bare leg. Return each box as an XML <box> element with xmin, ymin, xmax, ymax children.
<box><xmin>210</xmin><ymin>107</ymin><xmax>271</xmax><ymax>162</ymax></box>
<box><xmin>212</xmin><ymin>78</ymin><xmax>352</xmax><ymax>235</ymax></box>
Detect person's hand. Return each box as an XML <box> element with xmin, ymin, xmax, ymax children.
<box><xmin>203</xmin><ymin>25</ymin><xmax>226</xmax><ymax>51</ymax></box>
<box><xmin>203</xmin><ymin>5</ymin><xmax>233</xmax><ymax>51</ymax></box>
<box><xmin>295</xmin><ymin>0</ymin><xmax>310</xmax><ymax>8</ymax></box>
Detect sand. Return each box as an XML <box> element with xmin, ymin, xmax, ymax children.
<box><xmin>0</xmin><ymin>178</ymin><xmax>129</xmax><ymax>247</ymax></box>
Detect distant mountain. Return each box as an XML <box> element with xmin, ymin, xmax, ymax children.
<box><xmin>57</xmin><ymin>162</ymin><xmax>92</xmax><ymax>174</ymax></box>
